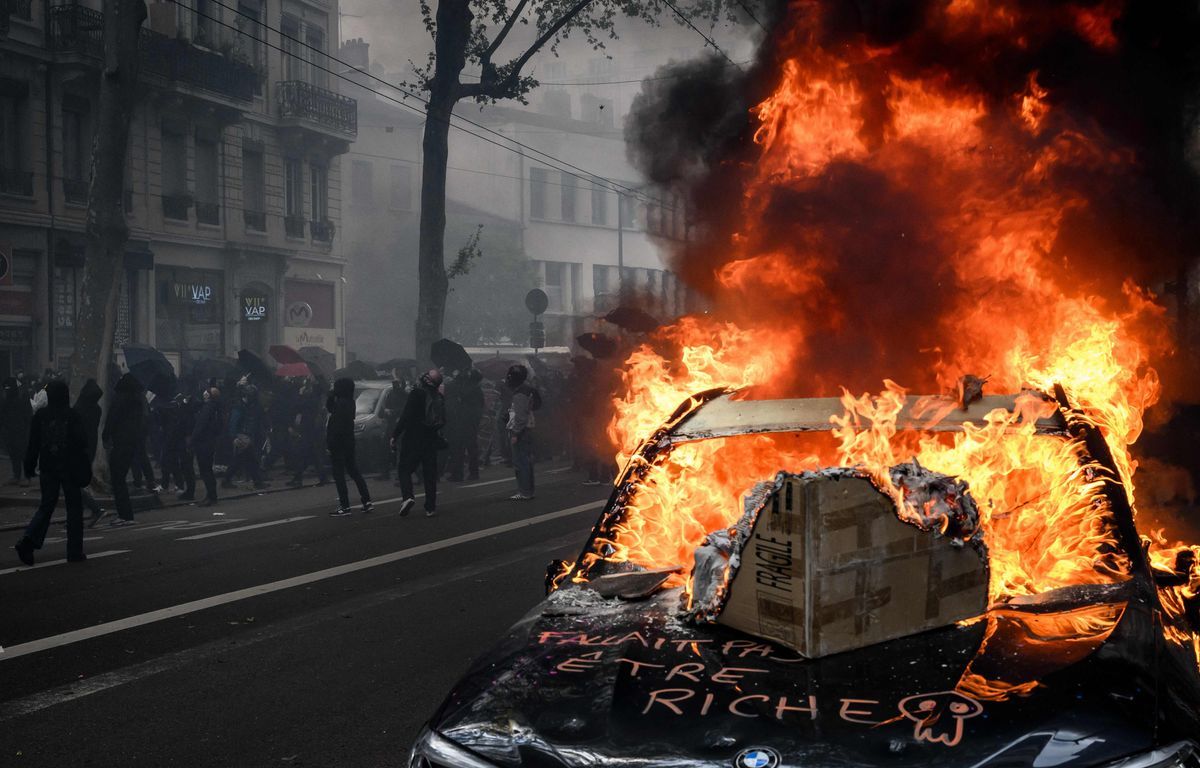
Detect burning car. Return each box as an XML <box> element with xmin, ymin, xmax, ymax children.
<box><xmin>410</xmin><ymin>388</ymin><xmax>1200</xmax><ymax>768</ymax></box>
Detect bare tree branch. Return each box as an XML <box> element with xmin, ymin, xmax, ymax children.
<box><xmin>480</xmin><ymin>0</ymin><xmax>530</xmax><ymax>64</ymax></box>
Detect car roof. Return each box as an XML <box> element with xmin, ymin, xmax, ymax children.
<box><xmin>353</xmin><ymin>379</ymin><xmax>391</xmax><ymax>390</ymax></box>
<box><xmin>668</xmin><ymin>391</ymin><xmax>1069</xmax><ymax>444</ymax></box>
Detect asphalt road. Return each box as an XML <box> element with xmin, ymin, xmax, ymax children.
<box><xmin>0</xmin><ymin>463</ymin><xmax>611</xmax><ymax>767</ymax></box>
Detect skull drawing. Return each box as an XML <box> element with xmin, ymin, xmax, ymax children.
<box><xmin>897</xmin><ymin>691</ymin><xmax>984</xmax><ymax>747</ymax></box>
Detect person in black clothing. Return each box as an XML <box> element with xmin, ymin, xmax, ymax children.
<box><xmin>445</xmin><ymin>369</ymin><xmax>484</xmax><ymax>482</ymax></box>
<box><xmin>224</xmin><ymin>384</ymin><xmax>268</xmax><ymax>489</ymax></box>
<box><xmin>1</xmin><ymin>377</ymin><xmax>32</xmax><ymax>486</ymax></box>
<box><xmin>393</xmin><ymin>369</ymin><xmax>445</xmax><ymax>517</ymax></box>
<box><xmin>103</xmin><ymin>373</ymin><xmax>145</xmax><ymax>525</ymax></box>
<box><xmin>326</xmin><ymin>377</ymin><xmax>372</xmax><ymax>516</ymax></box>
<box><xmin>13</xmin><ymin>380</ymin><xmax>91</xmax><ymax>565</ymax></box>
<box><xmin>288</xmin><ymin>380</ymin><xmax>328</xmax><ymax>487</ymax></box>
<box><xmin>190</xmin><ymin>387</ymin><xmax>223</xmax><ymax>506</ymax></box>
<box><xmin>161</xmin><ymin>393</ymin><xmax>197</xmax><ymax>501</ymax></box>
<box><xmin>379</xmin><ymin>378</ymin><xmax>407</xmax><ymax>480</ymax></box>
<box><xmin>73</xmin><ymin>380</ymin><xmax>108</xmax><ymax>526</ymax></box>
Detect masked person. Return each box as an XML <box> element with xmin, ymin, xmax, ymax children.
<box><xmin>326</xmin><ymin>377</ymin><xmax>372</xmax><ymax>516</ymax></box>
<box><xmin>505</xmin><ymin>364</ymin><xmax>540</xmax><ymax>501</ymax></box>
<box><xmin>103</xmin><ymin>373</ymin><xmax>145</xmax><ymax>526</ymax></box>
<box><xmin>1</xmin><ymin>377</ymin><xmax>32</xmax><ymax>486</ymax></box>
<box><xmin>445</xmin><ymin>369</ymin><xmax>484</xmax><ymax>482</ymax></box>
<box><xmin>13</xmin><ymin>380</ymin><xmax>91</xmax><ymax>565</ymax></box>
<box><xmin>288</xmin><ymin>379</ymin><xmax>329</xmax><ymax>487</ymax></box>
<box><xmin>190</xmin><ymin>387</ymin><xmax>223</xmax><ymax>507</ymax></box>
<box><xmin>74</xmin><ymin>380</ymin><xmax>109</xmax><ymax>526</ymax></box>
<box><xmin>392</xmin><ymin>369</ymin><xmax>445</xmax><ymax>517</ymax></box>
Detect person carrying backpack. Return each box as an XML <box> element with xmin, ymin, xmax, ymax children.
<box><xmin>392</xmin><ymin>369</ymin><xmax>445</xmax><ymax>517</ymax></box>
<box><xmin>326</xmin><ymin>377</ymin><xmax>372</xmax><ymax>517</ymax></box>
<box><xmin>504</xmin><ymin>364</ymin><xmax>540</xmax><ymax>500</ymax></box>
<box><xmin>13</xmin><ymin>380</ymin><xmax>91</xmax><ymax>565</ymax></box>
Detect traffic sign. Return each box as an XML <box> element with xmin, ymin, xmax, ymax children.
<box><xmin>524</xmin><ymin>288</ymin><xmax>548</xmax><ymax>316</ymax></box>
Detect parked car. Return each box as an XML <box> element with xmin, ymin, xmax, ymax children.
<box><xmin>353</xmin><ymin>380</ymin><xmax>394</xmax><ymax>472</ymax></box>
<box><xmin>410</xmin><ymin>390</ymin><xmax>1200</xmax><ymax>768</ymax></box>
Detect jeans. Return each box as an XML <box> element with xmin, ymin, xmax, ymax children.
<box><xmin>23</xmin><ymin>468</ymin><xmax>83</xmax><ymax>558</ymax></box>
<box><xmin>398</xmin><ymin>445</ymin><xmax>438</xmax><ymax>511</ymax></box>
<box><xmin>109</xmin><ymin>446</ymin><xmax>135</xmax><ymax>521</ymax></box>
<box><xmin>330</xmin><ymin>441</ymin><xmax>370</xmax><ymax>510</ymax></box>
<box><xmin>226</xmin><ymin>445</ymin><xmax>263</xmax><ymax>485</ymax></box>
<box><xmin>511</xmin><ymin>431</ymin><xmax>534</xmax><ymax>496</ymax></box>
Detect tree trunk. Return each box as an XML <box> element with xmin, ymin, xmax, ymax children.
<box><xmin>414</xmin><ymin>0</ymin><xmax>472</xmax><ymax>365</ymax></box>
<box><xmin>69</xmin><ymin>0</ymin><xmax>145</xmax><ymax>480</ymax></box>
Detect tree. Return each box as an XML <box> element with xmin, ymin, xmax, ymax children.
<box><xmin>68</xmin><ymin>0</ymin><xmax>146</xmax><ymax>470</ymax></box>
<box><xmin>443</xmin><ymin>223</ymin><xmax>536</xmax><ymax>345</ymax></box>
<box><xmin>410</xmin><ymin>0</ymin><xmax>734</xmax><ymax>361</ymax></box>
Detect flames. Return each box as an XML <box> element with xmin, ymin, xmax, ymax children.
<box><xmin>585</xmin><ymin>1</ymin><xmax>1199</xmax><ymax>640</ymax></box>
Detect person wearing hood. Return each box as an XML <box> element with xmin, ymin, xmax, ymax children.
<box><xmin>73</xmin><ymin>380</ymin><xmax>108</xmax><ymax>526</ymax></box>
<box><xmin>392</xmin><ymin>369</ymin><xmax>446</xmax><ymax>517</ymax></box>
<box><xmin>326</xmin><ymin>377</ymin><xmax>372</xmax><ymax>516</ymax></box>
<box><xmin>505</xmin><ymin>364</ymin><xmax>540</xmax><ymax>501</ymax></box>
<box><xmin>0</xmin><ymin>377</ymin><xmax>32</xmax><ymax>486</ymax></box>
<box><xmin>224</xmin><ymin>383</ymin><xmax>268</xmax><ymax>490</ymax></box>
<box><xmin>103</xmin><ymin>373</ymin><xmax>146</xmax><ymax>525</ymax></box>
<box><xmin>190</xmin><ymin>387</ymin><xmax>224</xmax><ymax>506</ymax></box>
<box><xmin>13</xmin><ymin>380</ymin><xmax>90</xmax><ymax>565</ymax></box>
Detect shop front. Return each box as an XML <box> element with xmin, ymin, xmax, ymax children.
<box><xmin>0</xmin><ymin>240</ymin><xmax>39</xmax><ymax>377</ymax></box>
<box><xmin>283</xmin><ymin>278</ymin><xmax>338</xmax><ymax>366</ymax></box>
<box><xmin>239</xmin><ymin>281</ymin><xmax>273</xmax><ymax>357</ymax></box>
<box><xmin>156</xmin><ymin>266</ymin><xmax>225</xmax><ymax>365</ymax></box>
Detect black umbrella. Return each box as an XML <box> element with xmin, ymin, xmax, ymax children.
<box><xmin>298</xmin><ymin>346</ymin><xmax>335</xmax><ymax>381</ymax></box>
<box><xmin>603</xmin><ymin>306</ymin><xmax>659</xmax><ymax>334</ymax></box>
<box><xmin>576</xmin><ymin>332</ymin><xmax>618</xmax><ymax>359</ymax></box>
<box><xmin>122</xmin><ymin>343</ymin><xmax>173</xmax><ymax>389</ymax></box>
<box><xmin>189</xmin><ymin>357</ymin><xmax>239</xmax><ymax>386</ymax></box>
<box><xmin>237</xmin><ymin>349</ymin><xmax>274</xmax><ymax>382</ymax></box>
<box><xmin>334</xmin><ymin>360</ymin><xmax>378</xmax><ymax>381</ymax></box>
<box><xmin>430</xmin><ymin>338</ymin><xmax>472</xmax><ymax>373</ymax></box>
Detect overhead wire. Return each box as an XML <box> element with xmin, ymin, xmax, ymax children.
<box><xmin>657</xmin><ymin>0</ymin><xmax>741</xmax><ymax>67</ymax></box>
<box><xmin>174</xmin><ymin>0</ymin><xmax>666</xmax><ymax>207</ymax></box>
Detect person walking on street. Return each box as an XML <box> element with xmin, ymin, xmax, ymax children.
<box><xmin>446</xmin><ymin>369</ymin><xmax>484</xmax><ymax>482</ymax></box>
<box><xmin>103</xmin><ymin>373</ymin><xmax>145</xmax><ymax>526</ymax></box>
<box><xmin>379</xmin><ymin>378</ymin><xmax>407</xmax><ymax>480</ymax></box>
<box><xmin>74</xmin><ymin>380</ymin><xmax>108</xmax><ymax>526</ymax></box>
<box><xmin>13</xmin><ymin>380</ymin><xmax>92</xmax><ymax>565</ymax></box>
<box><xmin>190</xmin><ymin>387</ymin><xmax>223</xmax><ymax>506</ymax></box>
<box><xmin>162</xmin><ymin>393</ymin><xmax>197</xmax><ymax>501</ymax></box>
<box><xmin>326</xmin><ymin>377</ymin><xmax>372</xmax><ymax>516</ymax></box>
<box><xmin>224</xmin><ymin>384</ymin><xmax>268</xmax><ymax>490</ymax></box>
<box><xmin>392</xmin><ymin>370</ymin><xmax>445</xmax><ymax>517</ymax></box>
<box><xmin>287</xmin><ymin>380</ymin><xmax>328</xmax><ymax>487</ymax></box>
<box><xmin>505</xmin><ymin>365</ymin><xmax>539</xmax><ymax>501</ymax></box>
<box><xmin>1</xmin><ymin>377</ymin><xmax>32</xmax><ymax>486</ymax></box>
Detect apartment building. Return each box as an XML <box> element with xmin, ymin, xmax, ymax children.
<box><xmin>0</xmin><ymin>0</ymin><xmax>357</xmax><ymax>376</ymax></box>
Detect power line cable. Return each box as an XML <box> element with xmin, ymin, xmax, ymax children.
<box><xmin>658</xmin><ymin>0</ymin><xmax>740</xmax><ymax>67</ymax></box>
<box><xmin>176</xmin><ymin>0</ymin><xmax>664</xmax><ymax>207</ymax></box>
<box><xmin>733</xmin><ymin>0</ymin><xmax>768</xmax><ymax>33</ymax></box>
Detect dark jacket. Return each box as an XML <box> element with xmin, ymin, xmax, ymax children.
<box><xmin>392</xmin><ymin>383</ymin><xmax>443</xmax><ymax>455</ymax></box>
<box><xmin>0</xmin><ymin>377</ymin><xmax>32</xmax><ymax>445</ymax></box>
<box><xmin>228</xmin><ymin>390</ymin><xmax>265</xmax><ymax>441</ymax></box>
<box><xmin>103</xmin><ymin>373</ymin><xmax>145</xmax><ymax>453</ymax></box>
<box><xmin>325</xmin><ymin>377</ymin><xmax>357</xmax><ymax>449</ymax></box>
<box><xmin>191</xmin><ymin>398</ymin><xmax>223</xmax><ymax>451</ymax></box>
<box><xmin>25</xmin><ymin>380</ymin><xmax>91</xmax><ymax>486</ymax></box>
<box><xmin>74</xmin><ymin>379</ymin><xmax>104</xmax><ymax>462</ymax></box>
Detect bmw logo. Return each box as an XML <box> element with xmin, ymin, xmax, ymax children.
<box><xmin>735</xmin><ymin>748</ymin><xmax>781</xmax><ymax>768</ymax></box>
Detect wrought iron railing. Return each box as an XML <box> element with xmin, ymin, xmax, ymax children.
<box><xmin>6</xmin><ymin>0</ymin><xmax>33</xmax><ymax>22</ymax></box>
<box><xmin>196</xmin><ymin>201</ymin><xmax>220</xmax><ymax>225</ymax></box>
<box><xmin>162</xmin><ymin>194</ymin><xmax>191</xmax><ymax>221</ymax></box>
<box><xmin>243</xmin><ymin>208</ymin><xmax>266</xmax><ymax>231</ymax></box>
<box><xmin>48</xmin><ymin>4</ymin><xmax>257</xmax><ymax>102</ymax></box>
<box><xmin>276</xmin><ymin>81</ymin><xmax>357</xmax><ymax>137</ymax></box>
<box><xmin>284</xmin><ymin>215</ymin><xmax>306</xmax><ymax>238</ymax></box>
<box><xmin>0</xmin><ymin>167</ymin><xmax>33</xmax><ymax>196</ymax></box>
<box><xmin>63</xmin><ymin>177</ymin><xmax>88</xmax><ymax>204</ymax></box>
<box><xmin>310</xmin><ymin>218</ymin><xmax>334</xmax><ymax>242</ymax></box>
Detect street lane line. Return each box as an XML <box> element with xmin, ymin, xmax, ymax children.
<box><xmin>0</xmin><ymin>550</ymin><xmax>130</xmax><ymax>577</ymax></box>
<box><xmin>177</xmin><ymin>516</ymin><xmax>317</xmax><ymax>541</ymax></box>
<box><xmin>0</xmin><ymin>500</ymin><xmax>603</xmax><ymax>661</ymax></box>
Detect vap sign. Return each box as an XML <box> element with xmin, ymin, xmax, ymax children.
<box><xmin>175</xmin><ymin>282</ymin><xmax>214</xmax><ymax>305</ymax></box>
<box><xmin>243</xmin><ymin>295</ymin><xmax>268</xmax><ymax>322</ymax></box>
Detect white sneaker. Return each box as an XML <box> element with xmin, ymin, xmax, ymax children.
<box><xmin>398</xmin><ymin>498</ymin><xmax>415</xmax><ymax>517</ymax></box>
<box><xmin>425</xmin><ymin>508</ymin><xmax>436</xmax><ymax>517</ymax></box>
<box><xmin>509</xmin><ymin>493</ymin><xmax>534</xmax><ymax>501</ymax></box>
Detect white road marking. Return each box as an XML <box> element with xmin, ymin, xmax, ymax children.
<box><xmin>0</xmin><ymin>550</ymin><xmax>130</xmax><ymax>577</ymax></box>
<box><xmin>0</xmin><ymin>500</ymin><xmax>603</xmax><ymax>661</ymax></box>
<box><xmin>176</xmin><ymin>516</ymin><xmax>317</xmax><ymax>541</ymax></box>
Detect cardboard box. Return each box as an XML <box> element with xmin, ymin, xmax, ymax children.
<box><xmin>716</xmin><ymin>473</ymin><xmax>988</xmax><ymax>658</ymax></box>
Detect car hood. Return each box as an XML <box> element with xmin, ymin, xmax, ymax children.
<box><xmin>431</xmin><ymin>582</ymin><xmax>1161</xmax><ymax>768</ymax></box>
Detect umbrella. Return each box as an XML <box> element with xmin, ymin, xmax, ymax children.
<box><xmin>603</xmin><ymin>306</ymin><xmax>659</xmax><ymax>334</ymax></box>
<box><xmin>122</xmin><ymin>343</ymin><xmax>173</xmax><ymax>388</ymax></box>
<box><xmin>188</xmin><ymin>357</ymin><xmax>238</xmax><ymax>385</ymax></box>
<box><xmin>475</xmin><ymin>357</ymin><xmax>521</xmax><ymax>380</ymax></box>
<box><xmin>334</xmin><ymin>360</ymin><xmax>378</xmax><ymax>381</ymax></box>
<box><xmin>275</xmin><ymin>362</ymin><xmax>313</xmax><ymax>378</ymax></box>
<box><xmin>430</xmin><ymin>338</ymin><xmax>472</xmax><ymax>373</ymax></box>
<box><xmin>237</xmin><ymin>349</ymin><xmax>274</xmax><ymax>382</ymax></box>
<box><xmin>576</xmin><ymin>332</ymin><xmax>618</xmax><ymax>359</ymax></box>
<box><xmin>299</xmin><ymin>346</ymin><xmax>335</xmax><ymax>380</ymax></box>
<box><xmin>269</xmin><ymin>345</ymin><xmax>306</xmax><ymax>365</ymax></box>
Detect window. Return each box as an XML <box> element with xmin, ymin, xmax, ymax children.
<box><xmin>310</xmin><ymin>163</ymin><xmax>327</xmax><ymax>221</ymax></box>
<box><xmin>281</xmin><ymin>15</ymin><xmax>305</xmax><ymax>82</ymax></box>
<box><xmin>530</xmin><ymin>167</ymin><xmax>548</xmax><ymax>219</ymax></box>
<box><xmin>593</xmin><ymin>264</ymin><xmax>609</xmax><ymax>296</ymax></box>
<box><xmin>62</xmin><ymin>99</ymin><xmax>90</xmax><ymax>203</ymax></box>
<box><xmin>560</xmin><ymin>172</ymin><xmax>578</xmax><ymax>223</ymax></box>
<box><xmin>390</xmin><ymin>164</ymin><xmax>412</xmax><ymax>210</ymax></box>
<box><xmin>0</xmin><ymin>82</ymin><xmax>30</xmax><ymax>196</ymax></box>
<box><xmin>162</xmin><ymin>123</ymin><xmax>189</xmax><ymax>220</ymax></box>
<box><xmin>590</xmin><ymin>178</ymin><xmax>607</xmax><ymax>226</ymax></box>
<box><xmin>305</xmin><ymin>22</ymin><xmax>327</xmax><ymax>88</ymax></box>
<box><xmin>193</xmin><ymin>0</ymin><xmax>216</xmax><ymax>46</ymax></box>
<box><xmin>351</xmin><ymin>160</ymin><xmax>373</xmax><ymax>205</ymax></box>
<box><xmin>194</xmin><ymin>131</ymin><xmax>220</xmax><ymax>224</ymax></box>
<box><xmin>619</xmin><ymin>192</ymin><xmax>638</xmax><ymax>230</ymax></box>
<box><xmin>543</xmin><ymin>262</ymin><xmax>564</xmax><ymax>312</ymax></box>
<box><xmin>242</xmin><ymin>145</ymin><xmax>265</xmax><ymax>229</ymax></box>
<box><xmin>235</xmin><ymin>1</ymin><xmax>264</xmax><ymax>91</ymax></box>
<box><xmin>284</xmin><ymin>157</ymin><xmax>304</xmax><ymax>237</ymax></box>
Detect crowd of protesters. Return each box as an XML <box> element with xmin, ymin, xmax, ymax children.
<box><xmin>8</xmin><ymin>353</ymin><xmax>618</xmax><ymax>566</ymax></box>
